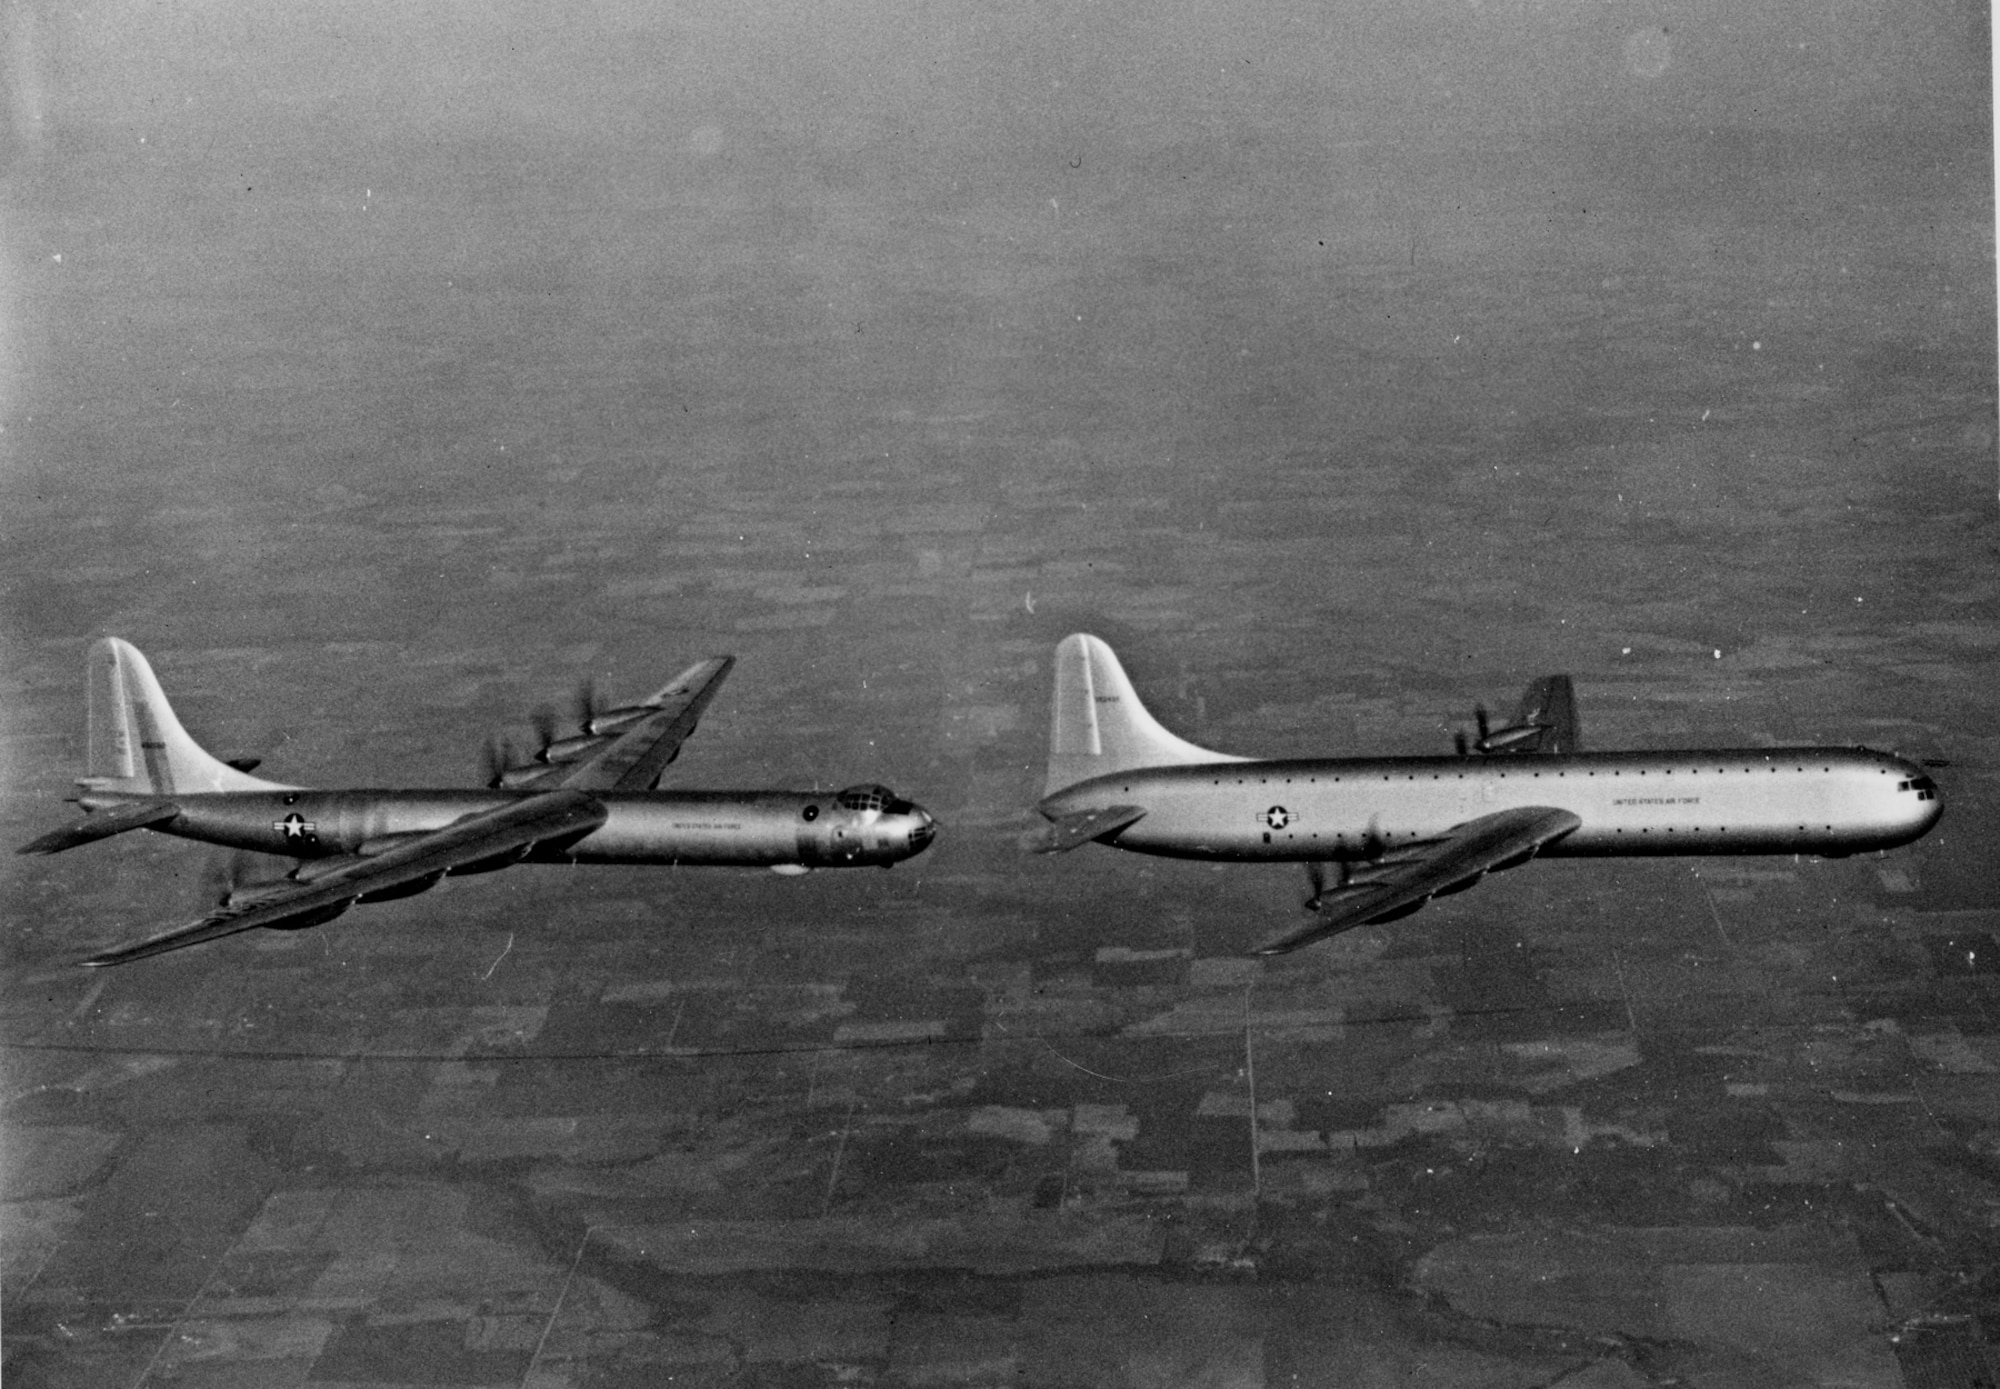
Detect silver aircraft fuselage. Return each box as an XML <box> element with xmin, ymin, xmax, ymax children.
<box><xmin>1039</xmin><ymin>746</ymin><xmax>1941</xmax><ymax>862</ymax></box>
<box><xmin>82</xmin><ymin>787</ymin><xmax>938</xmax><ymax>870</ymax></box>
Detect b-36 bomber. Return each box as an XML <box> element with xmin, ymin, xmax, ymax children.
<box><xmin>22</xmin><ymin>638</ymin><xmax>937</xmax><ymax>966</ymax></box>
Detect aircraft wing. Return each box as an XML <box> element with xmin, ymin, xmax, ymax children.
<box><xmin>81</xmin><ymin>790</ymin><xmax>608</xmax><ymax>967</ymax></box>
<box><xmin>1252</xmin><ymin>806</ymin><xmax>1581</xmax><ymax>956</ymax></box>
<box><xmin>547</xmin><ymin>657</ymin><xmax>737</xmax><ymax>793</ymax></box>
<box><xmin>1029</xmin><ymin>805</ymin><xmax>1147</xmax><ymax>854</ymax></box>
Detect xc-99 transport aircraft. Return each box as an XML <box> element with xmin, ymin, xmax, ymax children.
<box><xmin>1033</xmin><ymin>633</ymin><xmax>1942</xmax><ymax>955</ymax></box>
<box><xmin>21</xmin><ymin>638</ymin><xmax>937</xmax><ymax>966</ymax></box>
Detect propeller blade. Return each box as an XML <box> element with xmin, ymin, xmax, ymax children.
<box><xmin>1304</xmin><ymin>861</ymin><xmax>1327</xmax><ymax>912</ymax></box>
<box><xmin>1454</xmin><ymin>731</ymin><xmax>1470</xmax><ymax>757</ymax></box>
<box><xmin>199</xmin><ymin>850</ymin><xmax>239</xmax><ymax>906</ymax></box>
<box><xmin>1361</xmin><ymin>820</ymin><xmax>1386</xmax><ymax>861</ymax></box>
<box><xmin>1475</xmin><ymin>706</ymin><xmax>1491</xmax><ymax>742</ymax></box>
<box><xmin>574</xmin><ymin>677</ymin><xmax>601</xmax><ymax>732</ymax></box>
<box><xmin>530</xmin><ymin>703</ymin><xmax>559</xmax><ymax>760</ymax></box>
<box><xmin>481</xmin><ymin>735</ymin><xmax>520</xmax><ymax>789</ymax></box>
<box><xmin>199</xmin><ymin>849</ymin><xmax>287</xmax><ymax>908</ymax></box>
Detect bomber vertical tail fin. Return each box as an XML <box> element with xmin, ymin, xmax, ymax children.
<box><xmin>1515</xmin><ymin>675</ymin><xmax>1580</xmax><ymax>755</ymax></box>
<box><xmin>1043</xmin><ymin>634</ymin><xmax>1244</xmax><ymax>797</ymax></box>
<box><xmin>82</xmin><ymin>638</ymin><xmax>294</xmax><ymax>796</ymax></box>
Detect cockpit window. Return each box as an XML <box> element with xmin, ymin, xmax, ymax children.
<box><xmin>836</xmin><ymin>784</ymin><xmax>891</xmax><ymax>813</ymax></box>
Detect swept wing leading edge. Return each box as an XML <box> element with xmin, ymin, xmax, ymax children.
<box><xmin>82</xmin><ymin>790</ymin><xmax>610</xmax><ymax>967</ymax></box>
<box><xmin>546</xmin><ymin>657</ymin><xmax>737</xmax><ymax>793</ymax></box>
<box><xmin>1253</xmin><ymin>806</ymin><xmax>1582</xmax><ymax>956</ymax></box>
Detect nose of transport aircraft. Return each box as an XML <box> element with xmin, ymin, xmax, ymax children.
<box><xmin>903</xmin><ymin>804</ymin><xmax>939</xmax><ymax>858</ymax></box>
<box><xmin>1883</xmin><ymin>757</ymin><xmax>1944</xmax><ymax>843</ymax></box>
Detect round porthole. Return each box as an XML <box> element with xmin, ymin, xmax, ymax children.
<box><xmin>802</xmin><ymin>805</ymin><xmax>819</xmax><ymax>822</ymax></box>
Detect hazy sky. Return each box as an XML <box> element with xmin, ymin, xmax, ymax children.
<box><xmin>1</xmin><ymin>0</ymin><xmax>1985</xmax><ymax>443</ymax></box>
<box><xmin>0</xmin><ymin>0</ymin><xmax>1986</xmax><ymax>676</ymax></box>
<box><xmin>6</xmin><ymin>0</ymin><xmax>1988</xmax><ymax>163</ymax></box>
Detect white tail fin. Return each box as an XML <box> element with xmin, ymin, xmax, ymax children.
<box><xmin>1044</xmin><ymin>634</ymin><xmax>1244</xmax><ymax>796</ymax></box>
<box><xmin>82</xmin><ymin>638</ymin><xmax>294</xmax><ymax>795</ymax></box>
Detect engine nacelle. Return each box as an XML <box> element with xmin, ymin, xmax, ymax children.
<box><xmin>537</xmin><ymin>732</ymin><xmax>612</xmax><ymax>764</ymax></box>
<box><xmin>357</xmin><ymin>871</ymin><xmax>445</xmax><ymax>904</ymax></box>
<box><xmin>584</xmin><ymin>706</ymin><xmax>650</xmax><ymax>737</ymax></box>
<box><xmin>267</xmin><ymin>902</ymin><xmax>351</xmax><ymax>932</ymax></box>
<box><xmin>222</xmin><ymin>879</ymin><xmax>301</xmax><ymax>909</ymax></box>
<box><xmin>1476</xmin><ymin>722</ymin><xmax>1548</xmax><ymax>754</ymax></box>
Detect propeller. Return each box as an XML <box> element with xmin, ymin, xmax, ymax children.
<box><xmin>574</xmin><ymin>677</ymin><xmax>602</xmax><ymax>733</ymax></box>
<box><xmin>530</xmin><ymin>703</ymin><xmax>559</xmax><ymax>763</ymax></box>
<box><xmin>482</xmin><ymin>735</ymin><xmax>521</xmax><ymax>789</ymax></box>
<box><xmin>1301</xmin><ymin>822</ymin><xmax>1388</xmax><ymax>912</ymax></box>
<box><xmin>1451</xmin><ymin>706</ymin><xmax>1496</xmax><ymax>755</ymax></box>
<box><xmin>1360</xmin><ymin>821</ymin><xmax>1386</xmax><ymax>861</ymax></box>
<box><xmin>1454</xmin><ymin>703</ymin><xmax>1548</xmax><ymax>755</ymax></box>
<box><xmin>199</xmin><ymin>849</ymin><xmax>292</xmax><ymax>910</ymax></box>
<box><xmin>1304</xmin><ymin>861</ymin><xmax>1329</xmax><ymax>912</ymax></box>
<box><xmin>200</xmin><ymin>849</ymin><xmax>248</xmax><ymax>906</ymax></box>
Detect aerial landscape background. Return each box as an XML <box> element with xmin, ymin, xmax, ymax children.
<box><xmin>2</xmin><ymin>1</ymin><xmax>1994</xmax><ymax>1385</ymax></box>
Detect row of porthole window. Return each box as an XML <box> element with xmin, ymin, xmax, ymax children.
<box><xmin>1606</xmin><ymin>824</ymin><xmax>1833</xmax><ymax>833</ymax></box>
<box><xmin>1220</xmin><ymin>766</ymin><xmax>1829</xmax><ymax>787</ymax></box>
<box><xmin>1256</xmin><ymin>824</ymin><xmax>1840</xmax><ymax>836</ymax></box>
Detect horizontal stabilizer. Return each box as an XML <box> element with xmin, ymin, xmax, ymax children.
<box><xmin>1029</xmin><ymin>805</ymin><xmax>1147</xmax><ymax>854</ymax></box>
<box><xmin>18</xmin><ymin>800</ymin><xmax>180</xmax><ymax>855</ymax></box>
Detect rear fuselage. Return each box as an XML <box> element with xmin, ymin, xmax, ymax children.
<box><xmin>84</xmin><ymin>788</ymin><xmax>937</xmax><ymax>870</ymax></box>
<box><xmin>1039</xmin><ymin>747</ymin><xmax>1940</xmax><ymax>861</ymax></box>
